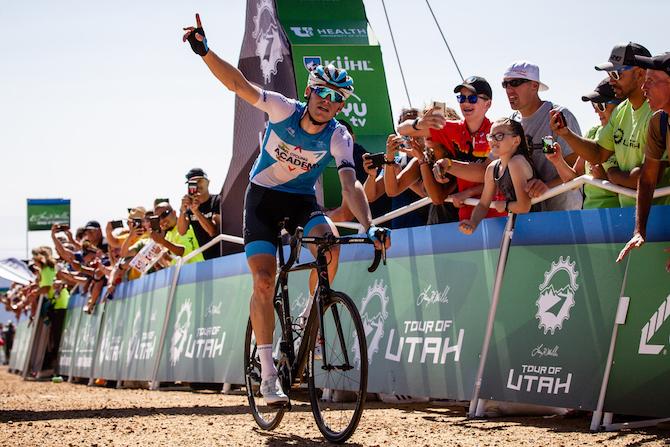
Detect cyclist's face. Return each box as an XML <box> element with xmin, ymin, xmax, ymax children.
<box><xmin>305</xmin><ymin>87</ymin><xmax>345</xmax><ymax>122</ymax></box>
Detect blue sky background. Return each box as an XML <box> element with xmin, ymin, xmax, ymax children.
<box><xmin>1</xmin><ymin>0</ymin><xmax>668</xmax><ymax>260</ymax></box>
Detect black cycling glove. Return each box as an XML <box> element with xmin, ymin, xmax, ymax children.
<box><xmin>187</xmin><ymin>27</ymin><xmax>209</xmax><ymax>56</ymax></box>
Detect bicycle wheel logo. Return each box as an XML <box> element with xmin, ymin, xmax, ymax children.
<box><xmin>170</xmin><ymin>300</ymin><xmax>192</xmax><ymax>366</ymax></box>
<box><xmin>536</xmin><ymin>256</ymin><xmax>579</xmax><ymax>335</ymax></box>
<box><xmin>353</xmin><ymin>279</ymin><xmax>389</xmax><ymax>368</ymax></box>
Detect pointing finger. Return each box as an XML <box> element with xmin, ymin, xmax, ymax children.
<box><xmin>196</xmin><ymin>13</ymin><xmax>202</xmax><ymax>28</ymax></box>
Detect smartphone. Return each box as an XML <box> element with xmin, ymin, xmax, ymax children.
<box><xmin>431</xmin><ymin>101</ymin><xmax>446</xmax><ymax>116</ymax></box>
<box><xmin>110</xmin><ymin>220</ymin><xmax>123</xmax><ymax>230</ymax></box>
<box><xmin>365</xmin><ymin>152</ymin><xmax>387</xmax><ymax>169</ymax></box>
<box><xmin>132</xmin><ymin>218</ymin><xmax>143</xmax><ymax>228</ymax></box>
<box><xmin>542</xmin><ymin>136</ymin><xmax>555</xmax><ymax>154</ymax></box>
<box><xmin>57</xmin><ymin>223</ymin><xmax>70</xmax><ymax>231</ymax></box>
<box><xmin>149</xmin><ymin>216</ymin><xmax>161</xmax><ymax>232</ymax></box>
<box><xmin>554</xmin><ymin>110</ymin><xmax>567</xmax><ymax>129</ymax></box>
<box><xmin>187</xmin><ymin>180</ymin><xmax>199</xmax><ymax>196</ymax></box>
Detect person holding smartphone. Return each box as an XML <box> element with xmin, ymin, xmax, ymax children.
<box><xmin>151</xmin><ymin>202</ymin><xmax>204</xmax><ymax>264</ymax></box>
<box><xmin>177</xmin><ymin>168</ymin><xmax>222</xmax><ymax>260</ymax></box>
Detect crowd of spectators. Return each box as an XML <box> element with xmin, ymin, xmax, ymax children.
<box><xmin>2</xmin><ymin>41</ymin><xmax>669</xmax><ymax>373</ymax></box>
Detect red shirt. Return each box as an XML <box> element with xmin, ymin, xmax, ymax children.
<box><xmin>429</xmin><ymin>118</ymin><xmax>507</xmax><ymax>220</ymax></box>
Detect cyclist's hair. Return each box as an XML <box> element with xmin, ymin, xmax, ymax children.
<box><xmin>493</xmin><ymin>117</ymin><xmax>536</xmax><ymax>174</ymax></box>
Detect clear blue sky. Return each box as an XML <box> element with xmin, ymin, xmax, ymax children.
<box><xmin>1</xmin><ymin>0</ymin><xmax>668</xmax><ymax>259</ymax></box>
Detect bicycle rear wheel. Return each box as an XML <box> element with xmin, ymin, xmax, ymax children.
<box><xmin>243</xmin><ymin>308</ymin><xmax>286</xmax><ymax>431</ymax></box>
<box><xmin>308</xmin><ymin>291</ymin><xmax>368</xmax><ymax>443</ymax></box>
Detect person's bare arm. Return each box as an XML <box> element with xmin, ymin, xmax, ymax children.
<box><xmin>177</xmin><ymin>195</ymin><xmax>191</xmax><ymax>236</ymax></box>
<box><xmin>339</xmin><ymin>170</ymin><xmax>372</xmax><ymax>229</ymax></box>
<box><xmin>606</xmin><ymin>166</ymin><xmax>641</xmax><ymax>189</ymax></box>
<box><xmin>550</xmin><ymin>110</ymin><xmax>610</xmax><ymax>164</ymax></box>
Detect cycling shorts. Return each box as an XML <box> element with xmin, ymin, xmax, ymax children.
<box><xmin>243</xmin><ymin>182</ymin><xmax>329</xmax><ymax>258</ymax></box>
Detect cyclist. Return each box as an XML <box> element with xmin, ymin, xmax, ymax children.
<box><xmin>183</xmin><ymin>14</ymin><xmax>390</xmax><ymax>406</ymax></box>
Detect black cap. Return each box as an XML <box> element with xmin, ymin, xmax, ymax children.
<box><xmin>632</xmin><ymin>52</ymin><xmax>670</xmax><ymax>77</ymax></box>
<box><xmin>453</xmin><ymin>76</ymin><xmax>493</xmax><ymax>99</ymax></box>
<box><xmin>581</xmin><ymin>78</ymin><xmax>621</xmax><ymax>103</ymax></box>
<box><xmin>595</xmin><ymin>42</ymin><xmax>651</xmax><ymax>71</ymax></box>
<box><xmin>185</xmin><ymin>167</ymin><xmax>208</xmax><ymax>183</ymax></box>
<box><xmin>84</xmin><ymin>220</ymin><xmax>101</xmax><ymax>230</ymax></box>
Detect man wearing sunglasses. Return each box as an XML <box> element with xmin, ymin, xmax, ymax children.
<box><xmin>183</xmin><ymin>14</ymin><xmax>389</xmax><ymax>405</ymax></box>
<box><xmin>398</xmin><ymin>76</ymin><xmax>506</xmax><ymax>221</ymax></box>
<box><xmin>502</xmin><ymin>61</ymin><xmax>583</xmax><ymax>212</ymax></box>
<box><xmin>617</xmin><ymin>52</ymin><xmax>670</xmax><ymax>265</ymax></box>
<box><xmin>148</xmin><ymin>202</ymin><xmax>204</xmax><ymax>264</ymax></box>
<box><xmin>551</xmin><ymin>43</ymin><xmax>667</xmax><ymax>208</ymax></box>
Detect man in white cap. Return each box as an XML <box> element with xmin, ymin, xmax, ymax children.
<box><xmin>503</xmin><ymin>61</ymin><xmax>583</xmax><ymax>211</ymax></box>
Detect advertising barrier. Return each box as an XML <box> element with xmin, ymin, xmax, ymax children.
<box><xmin>70</xmin><ymin>293</ymin><xmax>103</xmax><ymax>378</ymax></box>
<box><xmin>8</xmin><ymin>319</ymin><xmax>29</xmax><ymax>372</ymax></box>
<box><xmin>57</xmin><ymin>293</ymin><xmax>84</xmax><ymax>375</ymax></box>
<box><xmin>603</xmin><ymin>206</ymin><xmax>670</xmax><ymax>419</ymax></box>
<box><xmin>479</xmin><ymin>209</ymin><xmax>630</xmax><ymax>410</ymax></box>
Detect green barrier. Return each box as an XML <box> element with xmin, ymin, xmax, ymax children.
<box><xmin>479</xmin><ymin>210</ymin><xmax>627</xmax><ymax>411</ymax></box>
<box><xmin>604</xmin><ymin>242</ymin><xmax>670</xmax><ymax>418</ymax></box>
<box><xmin>8</xmin><ymin>319</ymin><xmax>30</xmax><ymax>372</ymax></box>
<box><xmin>95</xmin><ymin>269</ymin><xmax>174</xmax><ymax>381</ymax></box>
<box><xmin>57</xmin><ymin>296</ymin><xmax>83</xmax><ymax>375</ymax></box>
<box><xmin>70</xmin><ymin>297</ymin><xmax>103</xmax><ymax>378</ymax></box>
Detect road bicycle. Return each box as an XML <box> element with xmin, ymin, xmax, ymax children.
<box><xmin>244</xmin><ymin>223</ymin><xmax>387</xmax><ymax>443</ymax></box>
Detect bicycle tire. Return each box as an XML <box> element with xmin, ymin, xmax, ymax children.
<box><xmin>243</xmin><ymin>312</ymin><xmax>286</xmax><ymax>431</ymax></box>
<box><xmin>307</xmin><ymin>291</ymin><xmax>368</xmax><ymax>443</ymax></box>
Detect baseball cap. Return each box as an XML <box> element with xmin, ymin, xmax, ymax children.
<box><xmin>632</xmin><ymin>52</ymin><xmax>670</xmax><ymax>77</ymax></box>
<box><xmin>84</xmin><ymin>220</ymin><xmax>101</xmax><ymax>230</ymax></box>
<box><xmin>453</xmin><ymin>76</ymin><xmax>493</xmax><ymax>99</ymax></box>
<box><xmin>581</xmin><ymin>78</ymin><xmax>621</xmax><ymax>103</ymax></box>
<box><xmin>595</xmin><ymin>42</ymin><xmax>651</xmax><ymax>71</ymax></box>
<box><xmin>185</xmin><ymin>167</ymin><xmax>208</xmax><ymax>182</ymax></box>
<box><xmin>503</xmin><ymin>61</ymin><xmax>549</xmax><ymax>91</ymax></box>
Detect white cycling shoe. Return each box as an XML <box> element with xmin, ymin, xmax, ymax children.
<box><xmin>260</xmin><ymin>375</ymin><xmax>289</xmax><ymax>406</ymax></box>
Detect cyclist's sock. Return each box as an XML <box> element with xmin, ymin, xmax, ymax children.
<box><xmin>257</xmin><ymin>344</ymin><xmax>278</xmax><ymax>381</ymax></box>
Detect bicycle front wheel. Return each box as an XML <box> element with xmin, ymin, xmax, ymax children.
<box><xmin>307</xmin><ymin>291</ymin><xmax>368</xmax><ymax>443</ymax></box>
<box><xmin>243</xmin><ymin>312</ymin><xmax>286</xmax><ymax>431</ymax></box>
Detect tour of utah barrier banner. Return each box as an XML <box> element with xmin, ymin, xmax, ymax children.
<box><xmin>8</xmin><ymin>319</ymin><xmax>30</xmax><ymax>372</ymax></box>
<box><xmin>156</xmin><ymin>255</ymin><xmax>253</xmax><ymax>384</ymax></box>
<box><xmin>479</xmin><ymin>208</ymin><xmax>631</xmax><ymax>410</ymax></box>
<box><xmin>69</xmin><ymin>292</ymin><xmax>104</xmax><ymax>379</ymax></box>
<box><xmin>604</xmin><ymin>206</ymin><xmax>670</xmax><ymax>418</ymax></box>
<box><xmin>94</xmin><ymin>267</ymin><xmax>175</xmax><ymax>381</ymax></box>
<box><xmin>57</xmin><ymin>292</ymin><xmax>84</xmax><ymax>375</ymax></box>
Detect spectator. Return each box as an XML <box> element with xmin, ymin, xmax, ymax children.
<box><xmin>459</xmin><ymin>117</ymin><xmax>537</xmax><ymax>235</ymax></box>
<box><xmin>496</xmin><ymin>61</ymin><xmax>583</xmax><ymax>211</ymax></box>
<box><xmin>178</xmin><ymin>168</ymin><xmax>221</xmax><ymax>260</ymax></box>
<box><xmin>552</xmin><ymin>43</ymin><xmax>670</xmax><ymax>207</ymax></box>
<box><xmin>150</xmin><ymin>202</ymin><xmax>205</xmax><ymax>264</ymax></box>
<box><xmin>544</xmin><ymin>78</ymin><xmax>622</xmax><ymax>209</ymax></box>
<box><xmin>617</xmin><ymin>52</ymin><xmax>670</xmax><ymax>264</ymax></box>
<box><xmin>399</xmin><ymin>76</ymin><xmax>507</xmax><ymax>221</ymax></box>
<box><xmin>2</xmin><ymin>322</ymin><xmax>14</xmax><ymax>365</ymax></box>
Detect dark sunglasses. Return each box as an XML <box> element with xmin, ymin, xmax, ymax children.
<box><xmin>156</xmin><ymin>208</ymin><xmax>172</xmax><ymax>219</ymax></box>
<box><xmin>593</xmin><ymin>100</ymin><xmax>618</xmax><ymax>112</ymax></box>
<box><xmin>312</xmin><ymin>86</ymin><xmax>344</xmax><ymax>103</ymax></box>
<box><xmin>502</xmin><ymin>78</ymin><xmax>531</xmax><ymax>89</ymax></box>
<box><xmin>456</xmin><ymin>94</ymin><xmax>489</xmax><ymax>104</ymax></box>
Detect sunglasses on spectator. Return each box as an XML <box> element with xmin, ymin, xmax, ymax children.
<box><xmin>312</xmin><ymin>86</ymin><xmax>344</xmax><ymax>103</ymax></box>
<box><xmin>501</xmin><ymin>78</ymin><xmax>531</xmax><ymax>89</ymax></box>
<box><xmin>607</xmin><ymin>66</ymin><xmax>634</xmax><ymax>81</ymax></box>
<box><xmin>486</xmin><ymin>132</ymin><xmax>517</xmax><ymax>142</ymax></box>
<box><xmin>156</xmin><ymin>209</ymin><xmax>172</xmax><ymax>220</ymax></box>
<box><xmin>593</xmin><ymin>100</ymin><xmax>618</xmax><ymax>112</ymax></box>
<box><xmin>456</xmin><ymin>94</ymin><xmax>489</xmax><ymax>104</ymax></box>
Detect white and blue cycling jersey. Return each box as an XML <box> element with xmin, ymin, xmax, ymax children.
<box><xmin>249</xmin><ymin>90</ymin><xmax>355</xmax><ymax>195</ymax></box>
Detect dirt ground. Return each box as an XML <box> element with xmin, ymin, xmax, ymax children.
<box><xmin>1</xmin><ymin>367</ymin><xmax>669</xmax><ymax>446</ymax></box>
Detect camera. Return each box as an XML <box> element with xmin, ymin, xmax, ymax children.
<box><xmin>110</xmin><ymin>220</ymin><xmax>123</xmax><ymax>230</ymax></box>
<box><xmin>542</xmin><ymin>136</ymin><xmax>555</xmax><ymax>154</ymax></box>
<box><xmin>131</xmin><ymin>218</ymin><xmax>143</xmax><ymax>228</ymax></box>
<box><xmin>149</xmin><ymin>216</ymin><xmax>161</xmax><ymax>232</ymax></box>
<box><xmin>187</xmin><ymin>180</ymin><xmax>199</xmax><ymax>197</ymax></box>
<box><xmin>365</xmin><ymin>153</ymin><xmax>387</xmax><ymax>170</ymax></box>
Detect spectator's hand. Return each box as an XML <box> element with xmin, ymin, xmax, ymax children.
<box><xmin>616</xmin><ymin>233</ymin><xmax>645</xmax><ymax>263</ymax></box>
<box><xmin>459</xmin><ymin>219</ymin><xmax>476</xmax><ymax>235</ymax></box>
<box><xmin>182</xmin><ymin>13</ymin><xmax>209</xmax><ymax>56</ymax></box>
<box><xmin>544</xmin><ymin>141</ymin><xmax>564</xmax><ymax>164</ymax></box>
<box><xmin>150</xmin><ymin>230</ymin><xmax>165</xmax><ymax>244</ymax></box>
<box><xmin>493</xmin><ymin>200</ymin><xmax>507</xmax><ymax>213</ymax></box>
<box><xmin>450</xmin><ymin>191</ymin><xmax>469</xmax><ymax>208</ymax></box>
<box><xmin>549</xmin><ymin>110</ymin><xmax>570</xmax><ymax>138</ymax></box>
<box><xmin>432</xmin><ymin>159</ymin><xmax>451</xmax><ymax>184</ymax></box>
<box><xmin>590</xmin><ymin>163</ymin><xmax>607</xmax><ymax>180</ymax></box>
<box><xmin>189</xmin><ymin>196</ymin><xmax>201</xmax><ymax>213</ymax></box>
<box><xmin>524</xmin><ymin>178</ymin><xmax>548</xmax><ymax>198</ymax></box>
<box><xmin>405</xmin><ymin>138</ymin><xmax>426</xmax><ymax>161</ymax></box>
<box><xmin>416</xmin><ymin>107</ymin><xmax>446</xmax><ymax>130</ymax></box>
<box><xmin>362</xmin><ymin>156</ymin><xmax>378</xmax><ymax>177</ymax></box>
<box><xmin>385</xmin><ymin>134</ymin><xmax>404</xmax><ymax>156</ymax></box>
<box><xmin>181</xmin><ymin>195</ymin><xmax>192</xmax><ymax>212</ymax></box>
